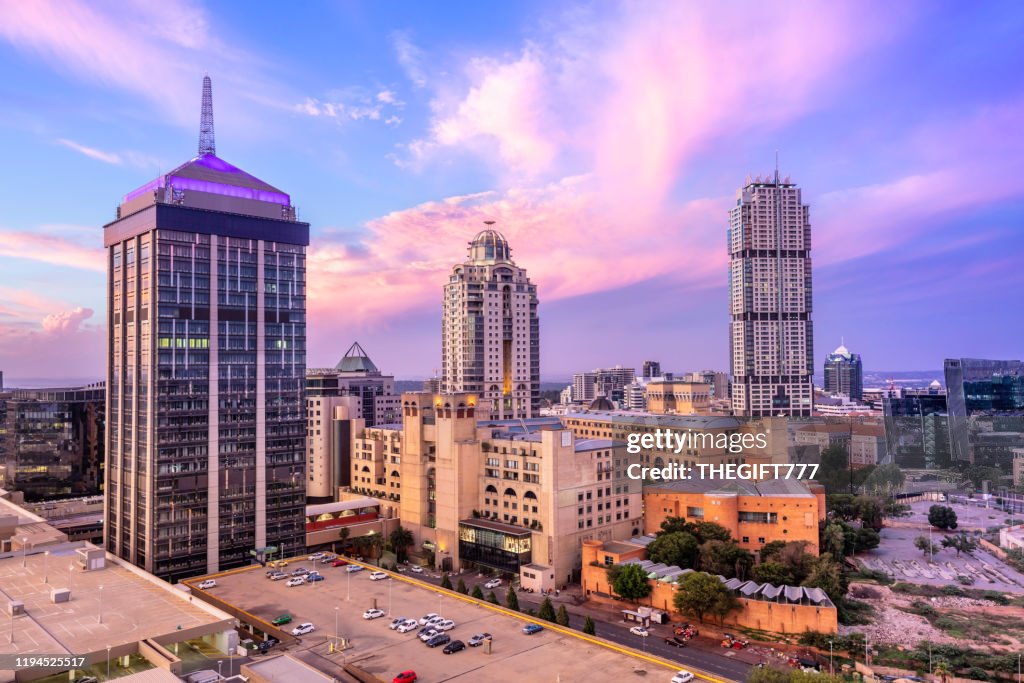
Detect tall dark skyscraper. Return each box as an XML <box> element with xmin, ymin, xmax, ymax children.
<box><xmin>823</xmin><ymin>342</ymin><xmax>863</xmax><ymax>400</ymax></box>
<box><xmin>945</xmin><ymin>358</ymin><xmax>1024</xmax><ymax>465</ymax></box>
<box><xmin>103</xmin><ymin>78</ymin><xmax>309</xmax><ymax>581</ymax></box>
<box><xmin>728</xmin><ymin>171</ymin><xmax>814</xmax><ymax>417</ymax></box>
<box><xmin>642</xmin><ymin>360</ymin><xmax>661</xmax><ymax>379</ymax></box>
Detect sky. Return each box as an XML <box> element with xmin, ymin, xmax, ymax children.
<box><xmin>0</xmin><ymin>0</ymin><xmax>1022</xmax><ymax>384</ymax></box>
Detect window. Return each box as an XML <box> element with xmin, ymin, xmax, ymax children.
<box><xmin>742</xmin><ymin>536</ymin><xmax>749</xmax><ymax>543</ymax></box>
<box><xmin>758</xmin><ymin>537</ymin><xmax>766</xmax><ymax>544</ymax></box>
<box><xmin>686</xmin><ymin>506</ymin><xmax>704</xmax><ymax>518</ymax></box>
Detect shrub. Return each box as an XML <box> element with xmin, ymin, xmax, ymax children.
<box><xmin>940</xmin><ymin>585</ymin><xmax>964</xmax><ymax>596</ymax></box>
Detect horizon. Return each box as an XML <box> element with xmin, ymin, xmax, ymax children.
<box><xmin>1</xmin><ymin>1</ymin><xmax>1022</xmax><ymax>380</ymax></box>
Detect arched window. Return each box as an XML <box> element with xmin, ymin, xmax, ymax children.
<box><xmin>523</xmin><ymin>491</ymin><xmax>538</xmax><ymax>500</ymax></box>
<box><xmin>503</xmin><ymin>488</ymin><xmax>518</xmax><ymax>497</ymax></box>
<box><xmin>485</xmin><ymin>485</ymin><xmax>498</xmax><ymax>494</ymax></box>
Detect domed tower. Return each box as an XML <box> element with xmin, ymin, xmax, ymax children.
<box><xmin>441</xmin><ymin>221</ymin><xmax>540</xmax><ymax>419</ymax></box>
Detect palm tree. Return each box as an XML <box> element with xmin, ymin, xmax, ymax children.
<box><xmin>337</xmin><ymin>527</ymin><xmax>350</xmax><ymax>555</ymax></box>
<box><xmin>389</xmin><ymin>526</ymin><xmax>414</xmax><ymax>563</ymax></box>
<box><xmin>933</xmin><ymin>660</ymin><xmax>951</xmax><ymax>683</ymax></box>
<box><xmin>367</xmin><ymin>533</ymin><xmax>384</xmax><ymax>563</ymax></box>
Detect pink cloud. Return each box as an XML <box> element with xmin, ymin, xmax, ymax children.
<box><xmin>0</xmin><ymin>226</ymin><xmax>105</xmax><ymax>272</ymax></box>
<box><xmin>41</xmin><ymin>306</ymin><xmax>94</xmax><ymax>334</ymax></box>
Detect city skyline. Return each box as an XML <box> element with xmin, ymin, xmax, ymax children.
<box><xmin>1</xmin><ymin>1</ymin><xmax>1023</xmax><ymax>382</ymax></box>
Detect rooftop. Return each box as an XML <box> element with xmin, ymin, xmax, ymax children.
<box><xmin>563</xmin><ymin>411</ymin><xmax>743</xmax><ymax>429</ymax></box>
<box><xmin>644</xmin><ymin>477</ymin><xmax>818</xmax><ymax>498</ymax></box>
<box><xmin>124</xmin><ymin>153</ymin><xmax>290</xmax><ymax>206</ymax></box>
<box><xmin>334</xmin><ymin>341</ymin><xmax>380</xmax><ymax>374</ymax></box>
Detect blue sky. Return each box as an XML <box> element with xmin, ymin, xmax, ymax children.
<box><xmin>0</xmin><ymin>0</ymin><xmax>1022</xmax><ymax>383</ymax></box>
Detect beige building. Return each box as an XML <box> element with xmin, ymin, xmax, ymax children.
<box><xmin>351</xmin><ymin>392</ymin><xmax>643</xmax><ymax>588</ymax></box>
<box><xmin>645</xmin><ymin>380</ymin><xmax>711</xmax><ymax>415</ymax></box>
<box><xmin>441</xmin><ymin>228</ymin><xmax>539</xmax><ymax>419</ymax></box>
<box><xmin>306</xmin><ymin>395</ymin><xmax>363</xmax><ymax>500</ymax></box>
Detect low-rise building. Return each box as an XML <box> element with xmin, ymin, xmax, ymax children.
<box><xmin>643</xmin><ymin>478</ymin><xmax>826</xmax><ymax>555</ymax></box>
<box><xmin>581</xmin><ymin>538</ymin><xmax>837</xmax><ymax>635</ymax></box>
<box><xmin>645</xmin><ymin>380</ymin><xmax>711</xmax><ymax>415</ymax></box>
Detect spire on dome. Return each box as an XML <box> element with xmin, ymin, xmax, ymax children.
<box><xmin>198</xmin><ymin>75</ymin><xmax>216</xmax><ymax>157</ymax></box>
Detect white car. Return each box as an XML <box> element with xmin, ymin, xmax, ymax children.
<box><xmin>671</xmin><ymin>672</ymin><xmax>694</xmax><ymax>683</ymax></box>
<box><xmin>418</xmin><ymin>613</ymin><xmax>439</xmax><ymax>625</ymax></box>
<box><xmin>468</xmin><ymin>633</ymin><xmax>492</xmax><ymax>647</ymax></box>
<box><xmin>291</xmin><ymin>622</ymin><xmax>315</xmax><ymax>636</ymax></box>
<box><xmin>483</xmin><ymin>578</ymin><xmax>501</xmax><ymax>589</ymax></box>
<box><xmin>197</xmin><ymin>579</ymin><xmax>217</xmax><ymax>590</ymax></box>
<box><xmin>397</xmin><ymin>619</ymin><xmax>419</xmax><ymax>633</ymax></box>
<box><xmin>425</xmin><ymin>616</ymin><xmax>444</xmax><ymax>627</ymax></box>
<box><xmin>435</xmin><ymin>619</ymin><xmax>455</xmax><ymax>632</ymax></box>
<box><xmin>268</xmin><ymin>572</ymin><xmax>287</xmax><ymax>581</ymax></box>
<box><xmin>388</xmin><ymin>617</ymin><xmax>407</xmax><ymax>630</ymax></box>
<box><xmin>369</xmin><ymin>571</ymin><xmax>388</xmax><ymax>581</ymax></box>
<box><xmin>362</xmin><ymin>608</ymin><xmax>385</xmax><ymax>620</ymax></box>
<box><xmin>409</xmin><ymin>565</ymin><xmax>424</xmax><ymax>573</ymax></box>
<box><xmin>285</xmin><ymin>577</ymin><xmax>305</xmax><ymax>587</ymax></box>
<box><xmin>418</xmin><ymin>628</ymin><xmax>439</xmax><ymax>642</ymax></box>
<box><xmin>345</xmin><ymin>564</ymin><xmax>364</xmax><ymax>573</ymax></box>
<box><xmin>308</xmin><ymin>552</ymin><xmax>325</xmax><ymax>561</ymax></box>
<box><xmin>629</xmin><ymin>626</ymin><xmax>649</xmax><ymax>637</ymax></box>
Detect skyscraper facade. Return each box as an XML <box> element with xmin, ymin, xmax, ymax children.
<box><xmin>728</xmin><ymin>172</ymin><xmax>814</xmax><ymax>417</ymax></box>
<box><xmin>103</xmin><ymin>78</ymin><xmax>309</xmax><ymax>581</ymax></box>
<box><xmin>642</xmin><ymin>360</ymin><xmax>662</xmax><ymax>379</ymax></box>
<box><xmin>441</xmin><ymin>227</ymin><xmax>539</xmax><ymax>419</ymax></box>
<box><xmin>945</xmin><ymin>358</ymin><xmax>1024</xmax><ymax>465</ymax></box>
<box><xmin>823</xmin><ymin>342</ymin><xmax>863</xmax><ymax>400</ymax></box>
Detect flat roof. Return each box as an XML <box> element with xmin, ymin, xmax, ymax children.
<box><xmin>243</xmin><ymin>654</ymin><xmax>337</xmax><ymax>682</ymax></box>
<box><xmin>645</xmin><ymin>477</ymin><xmax>817</xmax><ymax>498</ymax></box>
<box><xmin>306</xmin><ymin>498</ymin><xmax>381</xmax><ymax>517</ymax></box>
<box><xmin>459</xmin><ymin>518</ymin><xmax>532</xmax><ymax>536</ymax></box>
<box><xmin>563</xmin><ymin>411</ymin><xmax>743</xmax><ymax>429</ymax></box>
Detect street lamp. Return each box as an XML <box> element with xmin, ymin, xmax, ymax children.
<box><xmin>335</xmin><ymin>606</ymin><xmax>340</xmax><ymax>651</ymax></box>
<box><xmin>829</xmin><ymin>640</ymin><xmax>834</xmax><ymax>675</ymax></box>
<box><xmin>98</xmin><ymin>585</ymin><xmax>104</xmax><ymax>624</ymax></box>
<box><xmin>347</xmin><ymin>569</ymin><xmax>351</xmax><ymax>601</ymax></box>
<box><xmin>217</xmin><ymin>660</ymin><xmax>223</xmax><ymax>680</ymax></box>
<box><xmin>21</xmin><ymin>537</ymin><xmax>28</xmax><ymax>567</ymax></box>
<box><xmin>106</xmin><ymin>645</ymin><xmax>111</xmax><ymax>679</ymax></box>
<box><xmin>43</xmin><ymin>551</ymin><xmax>48</xmax><ymax>584</ymax></box>
<box><xmin>388</xmin><ymin>578</ymin><xmax>393</xmax><ymax>616</ymax></box>
<box><xmin>1017</xmin><ymin>653</ymin><xmax>1021</xmax><ymax>683</ymax></box>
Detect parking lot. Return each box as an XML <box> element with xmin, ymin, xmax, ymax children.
<box><xmin>199</xmin><ymin>559</ymin><xmax>710</xmax><ymax>683</ymax></box>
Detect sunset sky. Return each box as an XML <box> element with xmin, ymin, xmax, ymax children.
<box><xmin>0</xmin><ymin>0</ymin><xmax>1022</xmax><ymax>384</ymax></box>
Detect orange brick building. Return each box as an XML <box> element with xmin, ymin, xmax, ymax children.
<box><xmin>643</xmin><ymin>479</ymin><xmax>826</xmax><ymax>556</ymax></box>
<box><xmin>581</xmin><ymin>539</ymin><xmax>837</xmax><ymax>635</ymax></box>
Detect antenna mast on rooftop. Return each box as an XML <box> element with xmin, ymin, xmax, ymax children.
<box><xmin>198</xmin><ymin>75</ymin><xmax>216</xmax><ymax>157</ymax></box>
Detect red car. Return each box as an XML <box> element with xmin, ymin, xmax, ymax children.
<box><xmin>332</xmin><ymin>558</ymin><xmax>348</xmax><ymax>567</ymax></box>
<box><xmin>393</xmin><ymin>672</ymin><xmax>417</xmax><ymax>683</ymax></box>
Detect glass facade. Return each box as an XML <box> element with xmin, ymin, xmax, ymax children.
<box><xmin>458</xmin><ymin>520</ymin><xmax>532</xmax><ymax>574</ymax></box>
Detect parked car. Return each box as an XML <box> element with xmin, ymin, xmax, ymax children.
<box><xmin>257</xmin><ymin>636</ymin><xmax>280</xmax><ymax>653</ymax></box>
<box><xmin>308</xmin><ymin>552</ymin><xmax>325</xmax><ymax>561</ymax></box>
<box><xmin>345</xmin><ymin>564</ymin><xmax>364</xmax><ymax>573</ymax></box>
<box><xmin>522</xmin><ymin>623</ymin><xmax>544</xmax><ymax>635</ymax></box>
<box><xmin>418</xmin><ymin>613</ymin><xmax>439</xmax><ymax>625</ymax></box>
<box><xmin>332</xmin><ymin>558</ymin><xmax>349</xmax><ymax>567</ymax></box>
<box><xmin>483</xmin><ymin>578</ymin><xmax>502</xmax><ymax>589</ymax></box>
<box><xmin>418</xmin><ymin>628</ymin><xmax>439</xmax><ymax>642</ymax></box>
<box><xmin>363</xmin><ymin>608</ymin><xmax>385</xmax><ymax>620</ymax></box>
<box><xmin>671</xmin><ymin>672</ymin><xmax>694</xmax><ymax>683</ymax></box>
<box><xmin>392</xmin><ymin>671</ymin><xmax>417</xmax><ymax>683</ymax></box>
<box><xmin>435</xmin><ymin>619</ymin><xmax>455</xmax><ymax>632</ymax></box>
<box><xmin>664</xmin><ymin>636</ymin><xmax>688</xmax><ymax>648</ymax></box>
<box><xmin>269</xmin><ymin>572</ymin><xmax>288</xmax><ymax>581</ymax></box>
<box><xmin>370</xmin><ymin>571</ymin><xmax>388</xmax><ymax>581</ymax></box>
<box><xmin>291</xmin><ymin>622</ymin><xmax>315</xmax><ymax>636</ymax></box>
<box><xmin>291</xmin><ymin>567</ymin><xmax>309</xmax><ymax>576</ymax></box>
<box><xmin>319</xmin><ymin>555</ymin><xmax>337</xmax><ymax>564</ymax></box>
<box><xmin>425</xmin><ymin>616</ymin><xmax>444</xmax><ymax>627</ymax></box>
<box><xmin>389</xmin><ymin>617</ymin><xmax>408</xmax><ymax>630</ymax></box>
<box><xmin>468</xmin><ymin>633</ymin><xmax>492</xmax><ymax>647</ymax></box>
<box><xmin>285</xmin><ymin>577</ymin><xmax>305</xmax><ymax>587</ymax></box>
<box><xmin>425</xmin><ymin>633</ymin><xmax>451</xmax><ymax>648</ymax></box>
<box><xmin>629</xmin><ymin>626</ymin><xmax>649</xmax><ymax>637</ymax></box>
<box><xmin>397</xmin><ymin>619</ymin><xmax>419</xmax><ymax>633</ymax></box>
<box><xmin>271</xmin><ymin>614</ymin><xmax>292</xmax><ymax>626</ymax></box>
<box><xmin>409</xmin><ymin>565</ymin><xmax>424</xmax><ymax>573</ymax></box>
<box><xmin>197</xmin><ymin>579</ymin><xmax>217</xmax><ymax>590</ymax></box>
<box><xmin>306</xmin><ymin>573</ymin><xmax>325</xmax><ymax>582</ymax></box>
<box><xmin>442</xmin><ymin>639</ymin><xmax>466</xmax><ymax>654</ymax></box>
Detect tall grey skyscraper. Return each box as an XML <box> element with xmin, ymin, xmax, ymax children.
<box><xmin>442</xmin><ymin>225</ymin><xmax>539</xmax><ymax>419</ymax></box>
<box><xmin>823</xmin><ymin>342</ymin><xmax>863</xmax><ymax>400</ymax></box>
<box><xmin>103</xmin><ymin>78</ymin><xmax>309</xmax><ymax>581</ymax></box>
<box><xmin>728</xmin><ymin>171</ymin><xmax>814</xmax><ymax>417</ymax></box>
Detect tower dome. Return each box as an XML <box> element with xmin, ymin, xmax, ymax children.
<box><xmin>468</xmin><ymin>224</ymin><xmax>511</xmax><ymax>263</ymax></box>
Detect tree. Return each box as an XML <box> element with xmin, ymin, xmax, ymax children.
<box><xmin>389</xmin><ymin>526</ymin><xmax>414</xmax><ymax>563</ymax></box>
<box><xmin>775</xmin><ymin>542</ymin><xmax>814</xmax><ymax>584</ymax></box>
<box><xmin>538</xmin><ymin>597</ymin><xmax>556</xmax><ymax>622</ymax></box>
<box><xmin>472</xmin><ymin>585</ymin><xmax>485</xmax><ymax>600</ymax></box>
<box><xmin>961</xmin><ymin>465</ymin><xmax>1004</xmax><ymax>491</ymax></box>
<box><xmin>854</xmin><ymin>527</ymin><xmax>881</xmax><ymax>552</ymax></box>
<box><xmin>486</xmin><ymin>591</ymin><xmax>499</xmax><ymax>605</ymax></box>
<box><xmin>338</xmin><ymin>527</ymin><xmax>350</xmax><ymax>554</ymax></box>
<box><xmin>441</xmin><ymin>573</ymin><xmax>453</xmax><ymax>590</ymax></box>
<box><xmin>456</xmin><ymin>578</ymin><xmax>468</xmax><ymax>594</ymax></box>
<box><xmin>505</xmin><ymin>587</ymin><xmax>520</xmax><ymax>611</ymax></box>
<box><xmin>861</xmin><ymin>463</ymin><xmax>906</xmax><ymax>497</ymax></box>
<box><xmin>820</xmin><ymin>521</ymin><xmax>850</xmax><ymax>558</ymax></box>
<box><xmin>826</xmin><ymin>494</ymin><xmax>859</xmax><ymax>521</ymax></box>
<box><xmin>854</xmin><ymin>497</ymin><xmax>886</xmax><ymax>530</ymax></box>
<box><xmin>802</xmin><ymin>554</ymin><xmax>849</xmax><ymax>605</ymax></box>
<box><xmin>933</xmin><ymin>660</ymin><xmax>952</xmax><ymax>683</ymax></box>
<box><xmin>556</xmin><ymin>605</ymin><xmax>570</xmax><ymax>627</ymax></box>
<box><xmin>647</xmin><ymin>531</ymin><xmax>699</xmax><ymax>569</ymax></box>
<box><xmin>744</xmin><ymin>666</ymin><xmax>791</xmax><ymax>683</ymax></box>
<box><xmin>941</xmin><ymin>533</ymin><xmax>978</xmax><ymax>557</ymax></box>
<box><xmin>928</xmin><ymin>505</ymin><xmax>958</xmax><ymax>530</ymax></box>
<box><xmin>694</xmin><ymin>521</ymin><xmax>733</xmax><ymax>544</ymax></box>
<box><xmin>582</xmin><ymin>615</ymin><xmax>596</xmax><ymax>635</ymax></box>
<box><xmin>659</xmin><ymin>516</ymin><xmax>692</xmax><ymax>535</ymax></box>
<box><xmin>612</xmin><ymin>563</ymin><xmax>652</xmax><ymax>603</ymax></box>
<box><xmin>884</xmin><ymin>500</ymin><xmax>912</xmax><ymax>519</ymax></box>
<box><xmin>699</xmin><ymin>540</ymin><xmax>752</xmax><ymax>578</ymax></box>
<box><xmin>674</xmin><ymin>571</ymin><xmax>737</xmax><ymax>624</ymax></box>
<box><xmin>914</xmin><ymin>535</ymin><xmax>939</xmax><ymax>557</ymax></box>
<box><xmin>759</xmin><ymin>540</ymin><xmax>788</xmax><ymax>563</ymax></box>
<box><xmin>750</xmin><ymin>561</ymin><xmax>793</xmax><ymax>586</ymax></box>
<box><xmin>711</xmin><ymin>584</ymin><xmax>740</xmax><ymax>625</ymax></box>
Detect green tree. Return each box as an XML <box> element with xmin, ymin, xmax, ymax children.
<box><xmin>556</xmin><ymin>604</ymin><xmax>570</xmax><ymax>627</ymax></box>
<box><xmin>389</xmin><ymin>525</ymin><xmax>414</xmax><ymax>563</ymax></box>
<box><xmin>674</xmin><ymin>571</ymin><xmax>737</xmax><ymax>624</ymax></box>
<box><xmin>802</xmin><ymin>554</ymin><xmax>849</xmax><ymax>605</ymax></box>
<box><xmin>775</xmin><ymin>541</ymin><xmax>814</xmax><ymax>583</ymax></box>
<box><xmin>486</xmin><ymin>591</ymin><xmax>499</xmax><ymax>605</ymax></box>
<box><xmin>538</xmin><ymin>597</ymin><xmax>557</xmax><ymax>622</ymax></box>
<box><xmin>750</xmin><ymin>561</ymin><xmax>793</xmax><ymax>586</ymax></box>
<box><xmin>820</xmin><ymin>521</ymin><xmax>850</xmax><ymax>558</ymax></box>
<box><xmin>961</xmin><ymin>465</ymin><xmax>1004</xmax><ymax>491</ymax></box>
<box><xmin>854</xmin><ymin>497</ymin><xmax>886</xmax><ymax>530</ymax></box>
<box><xmin>928</xmin><ymin>505</ymin><xmax>958</xmax><ymax>530</ymax></box>
<box><xmin>582</xmin><ymin>615</ymin><xmax>596</xmax><ymax>635</ymax></box>
<box><xmin>914</xmin><ymin>535</ymin><xmax>939</xmax><ymax>557</ymax></box>
<box><xmin>338</xmin><ymin>526</ymin><xmax>350</xmax><ymax>554</ymax></box>
<box><xmin>699</xmin><ymin>540</ymin><xmax>752</xmax><ymax>578</ymax></box>
<box><xmin>456</xmin><ymin>578</ymin><xmax>468</xmax><ymax>594</ymax></box>
<box><xmin>759</xmin><ymin>540</ymin><xmax>788</xmax><ymax>562</ymax></box>
<box><xmin>941</xmin><ymin>533</ymin><xmax>977</xmax><ymax>557</ymax></box>
<box><xmin>659</xmin><ymin>516</ymin><xmax>693</xmax><ymax>535</ymax></box>
<box><xmin>884</xmin><ymin>500</ymin><xmax>912</xmax><ymax>518</ymax></box>
<box><xmin>647</xmin><ymin>531</ymin><xmax>700</xmax><ymax>569</ymax></box>
<box><xmin>612</xmin><ymin>563</ymin><xmax>652</xmax><ymax>603</ymax></box>
<box><xmin>826</xmin><ymin>494</ymin><xmax>859</xmax><ymax>521</ymax></box>
<box><xmin>441</xmin><ymin>573</ymin><xmax>453</xmax><ymax>590</ymax></box>
<box><xmin>854</xmin><ymin>527</ymin><xmax>881</xmax><ymax>552</ymax></box>
<box><xmin>694</xmin><ymin>521</ymin><xmax>733</xmax><ymax>543</ymax></box>
<box><xmin>505</xmin><ymin>587</ymin><xmax>520</xmax><ymax>611</ymax></box>
<box><xmin>861</xmin><ymin>463</ymin><xmax>906</xmax><ymax>497</ymax></box>
<box><xmin>744</xmin><ymin>665</ymin><xmax>791</xmax><ymax>683</ymax></box>
<box><xmin>472</xmin><ymin>584</ymin><xmax>485</xmax><ymax>600</ymax></box>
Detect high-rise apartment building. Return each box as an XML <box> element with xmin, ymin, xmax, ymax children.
<box><xmin>441</xmin><ymin>227</ymin><xmax>539</xmax><ymax>419</ymax></box>
<box><xmin>571</xmin><ymin>366</ymin><xmax>636</xmax><ymax>403</ymax></box>
<box><xmin>103</xmin><ymin>78</ymin><xmax>309</xmax><ymax>581</ymax></box>
<box><xmin>642</xmin><ymin>360</ymin><xmax>662</xmax><ymax>379</ymax></box>
<box><xmin>823</xmin><ymin>342</ymin><xmax>863</xmax><ymax>400</ymax></box>
<box><xmin>728</xmin><ymin>171</ymin><xmax>814</xmax><ymax>417</ymax></box>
